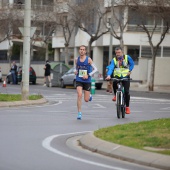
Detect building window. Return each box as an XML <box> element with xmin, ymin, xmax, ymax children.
<box><xmin>14</xmin><ymin>0</ymin><xmax>24</xmax><ymax>4</ymax></box>
<box><xmin>1</xmin><ymin>0</ymin><xmax>9</xmax><ymax>6</ymax></box>
<box><xmin>32</xmin><ymin>0</ymin><xmax>53</xmax><ymax>5</ymax></box>
<box><xmin>127</xmin><ymin>46</ymin><xmax>139</xmax><ymax>64</ymax></box>
<box><xmin>0</xmin><ymin>50</ymin><xmax>7</xmax><ymax>61</ymax></box>
<box><xmin>77</xmin><ymin>0</ymin><xmax>85</xmax><ymax>5</ymax></box>
<box><xmin>163</xmin><ymin>47</ymin><xmax>170</xmax><ymax>57</ymax></box>
<box><xmin>128</xmin><ymin>8</ymin><xmax>163</xmax><ymax>32</ymax></box>
<box><xmin>43</xmin><ymin>0</ymin><xmax>53</xmax><ymax>5</ymax></box>
<box><xmin>32</xmin><ymin>0</ymin><xmax>41</xmax><ymax>5</ymax></box>
<box><xmin>33</xmin><ymin>47</ymin><xmax>45</xmax><ymax>61</ymax></box>
<box><xmin>11</xmin><ymin>44</ymin><xmax>20</xmax><ymax>61</ymax></box>
<box><xmin>141</xmin><ymin>46</ymin><xmax>161</xmax><ymax>58</ymax></box>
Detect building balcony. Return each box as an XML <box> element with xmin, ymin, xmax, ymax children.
<box><xmin>0</xmin><ymin>4</ymin><xmax>54</xmax><ymax>12</ymax></box>
<box><xmin>127</xmin><ymin>24</ymin><xmax>170</xmax><ymax>33</ymax></box>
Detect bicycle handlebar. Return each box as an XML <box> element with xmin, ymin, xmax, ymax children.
<box><xmin>111</xmin><ymin>78</ymin><xmax>132</xmax><ymax>82</ymax></box>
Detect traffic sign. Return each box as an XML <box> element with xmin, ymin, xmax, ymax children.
<box><xmin>19</xmin><ymin>27</ymin><xmax>36</xmax><ymax>37</ymax></box>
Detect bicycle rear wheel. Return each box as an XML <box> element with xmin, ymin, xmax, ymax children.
<box><xmin>116</xmin><ymin>92</ymin><xmax>121</xmax><ymax>119</ymax></box>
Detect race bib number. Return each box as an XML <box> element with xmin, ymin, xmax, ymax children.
<box><xmin>79</xmin><ymin>69</ymin><xmax>87</xmax><ymax>77</ymax></box>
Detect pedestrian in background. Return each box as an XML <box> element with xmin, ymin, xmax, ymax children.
<box><xmin>43</xmin><ymin>60</ymin><xmax>51</xmax><ymax>87</ymax></box>
<box><xmin>106</xmin><ymin>65</ymin><xmax>113</xmax><ymax>94</ymax></box>
<box><xmin>10</xmin><ymin>61</ymin><xmax>17</xmax><ymax>84</ymax></box>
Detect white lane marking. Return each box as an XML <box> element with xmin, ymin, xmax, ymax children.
<box><xmin>131</xmin><ymin>102</ymin><xmax>170</xmax><ymax>105</ymax></box>
<box><xmin>47</xmin><ymin>111</ymin><xmax>68</xmax><ymax>113</ymax></box>
<box><xmin>45</xmin><ymin>95</ymin><xmax>170</xmax><ymax>102</ymax></box>
<box><xmin>35</xmin><ymin>101</ymin><xmax>62</xmax><ymax>107</ymax></box>
<box><xmin>131</xmin><ymin>97</ymin><xmax>170</xmax><ymax>102</ymax></box>
<box><xmin>93</xmin><ymin>104</ymin><xmax>106</xmax><ymax>108</ymax></box>
<box><xmin>42</xmin><ymin>132</ymin><xmax>130</xmax><ymax>170</ymax></box>
<box><xmin>19</xmin><ymin>101</ymin><xmax>62</xmax><ymax>108</ymax></box>
<box><xmin>161</xmin><ymin>107</ymin><xmax>170</xmax><ymax>110</ymax></box>
<box><xmin>52</xmin><ymin>94</ymin><xmax>67</xmax><ymax>95</ymax></box>
<box><xmin>1</xmin><ymin>110</ymin><xmax>30</xmax><ymax>112</ymax></box>
<box><xmin>154</xmin><ymin>111</ymin><xmax>170</xmax><ymax>113</ymax></box>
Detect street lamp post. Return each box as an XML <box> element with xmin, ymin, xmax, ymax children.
<box><xmin>22</xmin><ymin>0</ymin><xmax>31</xmax><ymax>100</ymax></box>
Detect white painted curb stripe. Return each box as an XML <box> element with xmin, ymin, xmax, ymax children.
<box><xmin>42</xmin><ymin>131</ymin><xmax>129</xmax><ymax>170</ymax></box>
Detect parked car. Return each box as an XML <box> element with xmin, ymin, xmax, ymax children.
<box><xmin>6</xmin><ymin>66</ymin><xmax>37</xmax><ymax>85</ymax></box>
<box><xmin>60</xmin><ymin>67</ymin><xmax>103</xmax><ymax>89</ymax></box>
<box><xmin>0</xmin><ymin>66</ymin><xmax>2</xmax><ymax>82</ymax></box>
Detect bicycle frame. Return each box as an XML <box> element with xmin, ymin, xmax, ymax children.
<box><xmin>112</xmin><ymin>78</ymin><xmax>131</xmax><ymax>118</ymax></box>
<box><xmin>116</xmin><ymin>83</ymin><xmax>123</xmax><ymax>105</ymax></box>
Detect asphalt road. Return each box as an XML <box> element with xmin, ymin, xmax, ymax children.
<box><xmin>0</xmin><ymin>84</ymin><xmax>170</xmax><ymax>170</ymax></box>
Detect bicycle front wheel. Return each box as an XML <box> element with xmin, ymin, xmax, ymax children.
<box><xmin>121</xmin><ymin>106</ymin><xmax>125</xmax><ymax>118</ymax></box>
<box><xmin>116</xmin><ymin>92</ymin><xmax>121</xmax><ymax>119</ymax></box>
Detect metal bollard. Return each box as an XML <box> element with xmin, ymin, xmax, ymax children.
<box><xmin>91</xmin><ymin>78</ymin><xmax>96</xmax><ymax>94</ymax></box>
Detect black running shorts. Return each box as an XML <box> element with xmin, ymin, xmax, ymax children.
<box><xmin>44</xmin><ymin>72</ymin><xmax>50</xmax><ymax>76</ymax></box>
<box><xmin>76</xmin><ymin>81</ymin><xmax>91</xmax><ymax>91</ymax></box>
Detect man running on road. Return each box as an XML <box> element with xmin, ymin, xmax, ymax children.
<box><xmin>74</xmin><ymin>45</ymin><xmax>98</xmax><ymax>120</ymax></box>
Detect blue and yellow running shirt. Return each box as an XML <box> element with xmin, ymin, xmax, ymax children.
<box><xmin>76</xmin><ymin>56</ymin><xmax>92</xmax><ymax>83</ymax></box>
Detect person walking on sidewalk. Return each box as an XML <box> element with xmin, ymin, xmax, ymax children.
<box><xmin>43</xmin><ymin>60</ymin><xmax>51</xmax><ymax>87</ymax></box>
<box><xmin>106</xmin><ymin>65</ymin><xmax>113</xmax><ymax>94</ymax></box>
<box><xmin>74</xmin><ymin>45</ymin><xmax>98</xmax><ymax>120</ymax></box>
<box><xmin>10</xmin><ymin>61</ymin><xmax>18</xmax><ymax>84</ymax></box>
<box><xmin>106</xmin><ymin>47</ymin><xmax>134</xmax><ymax>114</ymax></box>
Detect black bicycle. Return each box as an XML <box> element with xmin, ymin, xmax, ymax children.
<box><xmin>112</xmin><ymin>78</ymin><xmax>131</xmax><ymax>119</ymax></box>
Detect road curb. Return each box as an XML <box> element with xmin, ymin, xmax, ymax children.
<box><xmin>79</xmin><ymin>132</ymin><xmax>170</xmax><ymax>170</ymax></box>
<box><xmin>0</xmin><ymin>97</ymin><xmax>48</xmax><ymax>107</ymax></box>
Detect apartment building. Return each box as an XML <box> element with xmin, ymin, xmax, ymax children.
<box><xmin>53</xmin><ymin>0</ymin><xmax>170</xmax><ymax>85</ymax></box>
<box><xmin>0</xmin><ymin>0</ymin><xmax>56</xmax><ymax>75</ymax></box>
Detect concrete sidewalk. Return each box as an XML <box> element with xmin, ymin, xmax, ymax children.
<box><xmin>79</xmin><ymin>132</ymin><xmax>170</xmax><ymax>170</ymax></box>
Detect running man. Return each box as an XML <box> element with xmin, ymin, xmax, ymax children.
<box><xmin>74</xmin><ymin>45</ymin><xmax>98</xmax><ymax>120</ymax></box>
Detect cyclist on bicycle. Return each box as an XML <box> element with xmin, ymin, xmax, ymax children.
<box><xmin>105</xmin><ymin>47</ymin><xmax>134</xmax><ymax>114</ymax></box>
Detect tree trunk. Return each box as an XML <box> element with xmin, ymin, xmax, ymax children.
<box><xmin>45</xmin><ymin>43</ymin><xmax>48</xmax><ymax>61</ymax></box>
<box><xmin>88</xmin><ymin>39</ymin><xmax>93</xmax><ymax>57</ymax></box>
<box><xmin>8</xmin><ymin>45</ymin><xmax>12</xmax><ymax>71</ymax></box>
<box><xmin>8</xmin><ymin>54</ymin><xmax>11</xmax><ymax>71</ymax></box>
<box><xmin>64</xmin><ymin>44</ymin><xmax>69</xmax><ymax>65</ymax></box>
<box><xmin>119</xmin><ymin>34</ymin><xmax>124</xmax><ymax>50</ymax></box>
<box><xmin>148</xmin><ymin>54</ymin><xmax>156</xmax><ymax>91</ymax></box>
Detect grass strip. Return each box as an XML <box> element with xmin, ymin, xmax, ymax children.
<box><xmin>94</xmin><ymin>118</ymin><xmax>170</xmax><ymax>155</ymax></box>
<box><xmin>0</xmin><ymin>94</ymin><xmax>43</xmax><ymax>101</ymax></box>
